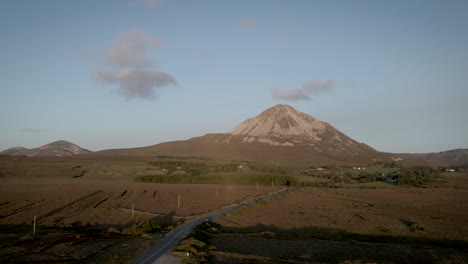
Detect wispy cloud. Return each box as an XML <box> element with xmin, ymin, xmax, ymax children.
<box><xmin>302</xmin><ymin>80</ymin><xmax>334</xmax><ymax>94</ymax></box>
<box><xmin>95</xmin><ymin>69</ymin><xmax>176</xmax><ymax>99</ymax></box>
<box><xmin>272</xmin><ymin>80</ymin><xmax>334</xmax><ymax>101</ymax></box>
<box><xmin>272</xmin><ymin>89</ymin><xmax>309</xmax><ymax>101</ymax></box>
<box><xmin>20</xmin><ymin>128</ymin><xmax>47</xmax><ymax>133</ymax></box>
<box><xmin>142</xmin><ymin>0</ymin><xmax>165</xmax><ymax>9</ymax></box>
<box><xmin>131</xmin><ymin>0</ymin><xmax>165</xmax><ymax>9</ymax></box>
<box><xmin>94</xmin><ymin>29</ymin><xmax>177</xmax><ymax>100</ymax></box>
<box><xmin>242</xmin><ymin>17</ymin><xmax>257</xmax><ymax>29</ymax></box>
<box><xmin>103</xmin><ymin>29</ymin><xmax>162</xmax><ymax>68</ymax></box>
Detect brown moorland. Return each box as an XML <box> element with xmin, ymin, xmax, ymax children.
<box><xmin>0</xmin><ymin>155</ymin><xmax>275</xmax><ymax>263</ymax></box>
<box><xmin>2</xmin><ymin>153</ymin><xmax>467</xmax><ymax>263</ymax></box>
<box><xmin>208</xmin><ymin>174</ymin><xmax>468</xmax><ymax>263</ymax></box>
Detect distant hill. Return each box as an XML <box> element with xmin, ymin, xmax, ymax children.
<box><xmin>0</xmin><ymin>140</ymin><xmax>92</xmax><ymax>157</ymax></box>
<box><xmin>395</xmin><ymin>149</ymin><xmax>468</xmax><ymax>167</ymax></box>
<box><xmin>97</xmin><ymin>104</ymin><xmax>389</xmax><ymax>165</ymax></box>
<box><xmin>0</xmin><ymin>146</ymin><xmax>30</xmax><ymax>156</ymax></box>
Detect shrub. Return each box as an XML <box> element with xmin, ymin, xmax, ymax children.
<box><xmin>142</xmin><ymin>221</ymin><xmax>161</xmax><ymax>233</ymax></box>
<box><xmin>398</xmin><ymin>166</ymin><xmax>438</xmax><ymax>187</ymax></box>
<box><xmin>139</xmin><ymin>172</ymin><xmax>298</xmax><ymax>186</ymax></box>
<box><xmin>122</xmin><ymin>225</ymin><xmax>144</xmax><ymax>236</ymax></box>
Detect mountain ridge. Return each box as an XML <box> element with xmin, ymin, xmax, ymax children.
<box><xmin>96</xmin><ymin>104</ymin><xmax>387</xmax><ymax>165</ymax></box>
<box><xmin>4</xmin><ymin>105</ymin><xmax>464</xmax><ymax>166</ymax></box>
<box><xmin>0</xmin><ymin>140</ymin><xmax>92</xmax><ymax>157</ymax></box>
<box><xmin>394</xmin><ymin>149</ymin><xmax>468</xmax><ymax>167</ymax></box>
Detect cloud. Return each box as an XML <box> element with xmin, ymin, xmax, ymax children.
<box><xmin>302</xmin><ymin>80</ymin><xmax>334</xmax><ymax>94</ymax></box>
<box><xmin>93</xmin><ymin>29</ymin><xmax>177</xmax><ymax>100</ymax></box>
<box><xmin>272</xmin><ymin>80</ymin><xmax>334</xmax><ymax>101</ymax></box>
<box><xmin>141</xmin><ymin>0</ymin><xmax>165</xmax><ymax>8</ymax></box>
<box><xmin>20</xmin><ymin>128</ymin><xmax>47</xmax><ymax>133</ymax></box>
<box><xmin>104</xmin><ymin>29</ymin><xmax>162</xmax><ymax>68</ymax></box>
<box><xmin>95</xmin><ymin>69</ymin><xmax>177</xmax><ymax>99</ymax></box>
<box><xmin>242</xmin><ymin>17</ymin><xmax>257</xmax><ymax>29</ymax></box>
<box><xmin>272</xmin><ymin>89</ymin><xmax>309</xmax><ymax>101</ymax></box>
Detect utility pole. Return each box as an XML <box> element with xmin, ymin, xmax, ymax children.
<box><xmin>33</xmin><ymin>215</ymin><xmax>36</xmax><ymax>234</ymax></box>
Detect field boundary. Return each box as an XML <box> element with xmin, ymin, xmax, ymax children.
<box><xmin>37</xmin><ymin>191</ymin><xmax>103</xmax><ymax>222</ymax></box>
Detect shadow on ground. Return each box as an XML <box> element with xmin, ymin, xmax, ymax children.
<box><xmin>183</xmin><ymin>222</ymin><xmax>468</xmax><ymax>264</ymax></box>
<box><xmin>0</xmin><ymin>211</ymin><xmax>181</xmax><ymax>263</ymax></box>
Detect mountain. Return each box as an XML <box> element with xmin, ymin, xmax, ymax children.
<box><xmin>0</xmin><ymin>140</ymin><xmax>92</xmax><ymax>157</ymax></box>
<box><xmin>231</xmin><ymin>104</ymin><xmax>328</xmax><ymax>138</ymax></box>
<box><xmin>395</xmin><ymin>149</ymin><xmax>468</xmax><ymax>167</ymax></box>
<box><xmin>0</xmin><ymin>146</ymin><xmax>31</xmax><ymax>156</ymax></box>
<box><xmin>98</xmin><ymin>104</ymin><xmax>388</xmax><ymax>165</ymax></box>
<box><xmin>230</xmin><ymin>104</ymin><xmax>366</xmax><ymax>147</ymax></box>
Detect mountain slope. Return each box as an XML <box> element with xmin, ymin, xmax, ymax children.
<box><xmin>0</xmin><ymin>140</ymin><xmax>92</xmax><ymax>157</ymax></box>
<box><xmin>231</xmin><ymin>104</ymin><xmax>327</xmax><ymax>138</ymax></box>
<box><xmin>98</xmin><ymin>105</ymin><xmax>387</xmax><ymax>165</ymax></box>
<box><xmin>395</xmin><ymin>149</ymin><xmax>468</xmax><ymax>167</ymax></box>
<box><xmin>229</xmin><ymin>104</ymin><xmax>372</xmax><ymax>151</ymax></box>
<box><xmin>0</xmin><ymin>147</ymin><xmax>31</xmax><ymax>156</ymax></box>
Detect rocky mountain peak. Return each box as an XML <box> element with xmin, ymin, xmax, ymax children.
<box><xmin>95</xmin><ymin>104</ymin><xmax>383</xmax><ymax>165</ymax></box>
<box><xmin>39</xmin><ymin>140</ymin><xmax>90</xmax><ymax>155</ymax></box>
<box><xmin>230</xmin><ymin>104</ymin><xmax>328</xmax><ymax>139</ymax></box>
<box><xmin>40</xmin><ymin>140</ymin><xmax>75</xmax><ymax>149</ymax></box>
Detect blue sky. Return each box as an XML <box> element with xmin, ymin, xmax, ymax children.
<box><xmin>1</xmin><ymin>0</ymin><xmax>467</xmax><ymax>153</ymax></box>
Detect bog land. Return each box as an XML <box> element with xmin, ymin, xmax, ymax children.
<box><xmin>0</xmin><ymin>155</ymin><xmax>467</xmax><ymax>263</ymax></box>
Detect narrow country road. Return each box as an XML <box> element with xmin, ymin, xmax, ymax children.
<box><xmin>132</xmin><ymin>187</ymin><xmax>294</xmax><ymax>264</ymax></box>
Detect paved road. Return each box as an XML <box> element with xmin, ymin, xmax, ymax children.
<box><xmin>132</xmin><ymin>187</ymin><xmax>293</xmax><ymax>264</ymax></box>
